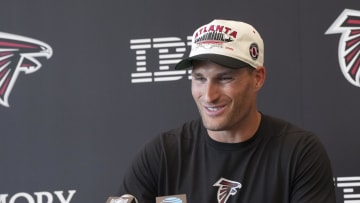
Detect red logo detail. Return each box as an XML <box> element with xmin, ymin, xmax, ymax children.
<box><xmin>0</xmin><ymin>32</ymin><xmax>53</xmax><ymax>107</ymax></box>
<box><xmin>326</xmin><ymin>9</ymin><xmax>360</xmax><ymax>87</ymax></box>
<box><xmin>213</xmin><ymin>177</ymin><xmax>242</xmax><ymax>203</ymax></box>
<box><xmin>249</xmin><ymin>43</ymin><xmax>259</xmax><ymax>60</ymax></box>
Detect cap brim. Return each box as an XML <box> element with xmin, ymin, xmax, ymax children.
<box><xmin>175</xmin><ymin>54</ymin><xmax>251</xmax><ymax>70</ymax></box>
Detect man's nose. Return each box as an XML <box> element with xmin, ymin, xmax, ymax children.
<box><xmin>203</xmin><ymin>81</ymin><xmax>220</xmax><ymax>103</ymax></box>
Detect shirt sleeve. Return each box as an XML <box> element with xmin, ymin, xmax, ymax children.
<box><xmin>290</xmin><ymin>133</ymin><xmax>336</xmax><ymax>203</ymax></box>
<box><xmin>119</xmin><ymin>136</ymin><xmax>162</xmax><ymax>203</ymax></box>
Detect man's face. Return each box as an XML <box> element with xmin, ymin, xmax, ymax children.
<box><xmin>191</xmin><ymin>60</ymin><xmax>264</xmax><ymax>133</ymax></box>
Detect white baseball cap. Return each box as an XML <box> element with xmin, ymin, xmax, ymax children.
<box><xmin>175</xmin><ymin>19</ymin><xmax>264</xmax><ymax>70</ymax></box>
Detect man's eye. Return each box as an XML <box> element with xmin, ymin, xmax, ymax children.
<box><xmin>194</xmin><ymin>76</ymin><xmax>206</xmax><ymax>81</ymax></box>
<box><xmin>219</xmin><ymin>77</ymin><xmax>233</xmax><ymax>81</ymax></box>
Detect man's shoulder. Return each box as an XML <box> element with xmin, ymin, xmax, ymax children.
<box><xmin>160</xmin><ymin>118</ymin><xmax>203</xmax><ymax>143</ymax></box>
<box><xmin>166</xmin><ymin>118</ymin><xmax>202</xmax><ymax>134</ymax></box>
<box><xmin>262</xmin><ymin>114</ymin><xmax>315</xmax><ymax>139</ymax></box>
<box><xmin>140</xmin><ymin>119</ymin><xmax>204</xmax><ymax>156</ymax></box>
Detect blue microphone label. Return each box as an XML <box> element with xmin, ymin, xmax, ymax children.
<box><xmin>156</xmin><ymin>194</ymin><xmax>187</xmax><ymax>203</ymax></box>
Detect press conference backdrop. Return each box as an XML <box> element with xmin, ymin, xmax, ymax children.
<box><xmin>0</xmin><ymin>0</ymin><xmax>359</xmax><ymax>202</ymax></box>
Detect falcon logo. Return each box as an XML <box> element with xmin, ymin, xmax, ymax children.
<box><xmin>213</xmin><ymin>177</ymin><xmax>242</xmax><ymax>203</ymax></box>
<box><xmin>325</xmin><ymin>9</ymin><xmax>360</xmax><ymax>87</ymax></box>
<box><xmin>0</xmin><ymin>32</ymin><xmax>53</xmax><ymax>107</ymax></box>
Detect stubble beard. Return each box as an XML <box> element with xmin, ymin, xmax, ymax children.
<box><xmin>198</xmin><ymin>102</ymin><xmax>253</xmax><ymax>133</ymax></box>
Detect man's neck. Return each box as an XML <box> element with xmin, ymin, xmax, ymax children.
<box><xmin>207</xmin><ymin>111</ymin><xmax>262</xmax><ymax>143</ymax></box>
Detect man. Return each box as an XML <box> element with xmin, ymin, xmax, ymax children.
<box><xmin>119</xmin><ymin>19</ymin><xmax>336</xmax><ymax>202</ymax></box>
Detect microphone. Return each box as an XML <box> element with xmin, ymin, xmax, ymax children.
<box><xmin>156</xmin><ymin>194</ymin><xmax>187</xmax><ymax>203</ymax></box>
<box><xmin>106</xmin><ymin>194</ymin><xmax>138</xmax><ymax>203</ymax></box>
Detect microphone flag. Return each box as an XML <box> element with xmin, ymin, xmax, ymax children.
<box><xmin>106</xmin><ymin>194</ymin><xmax>138</xmax><ymax>203</ymax></box>
<box><xmin>156</xmin><ymin>194</ymin><xmax>187</xmax><ymax>203</ymax></box>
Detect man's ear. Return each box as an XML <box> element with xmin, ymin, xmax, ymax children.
<box><xmin>254</xmin><ymin>66</ymin><xmax>266</xmax><ymax>89</ymax></box>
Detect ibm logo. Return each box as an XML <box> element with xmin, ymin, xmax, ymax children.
<box><xmin>336</xmin><ymin>176</ymin><xmax>360</xmax><ymax>202</ymax></box>
<box><xmin>130</xmin><ymin>37</ymin><xmax>192</xmax><ymax>83</ymax></box>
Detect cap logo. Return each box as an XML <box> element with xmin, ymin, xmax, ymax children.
<box><xmin>249</xmin><ymin>43</ymin><xmax>259</xmax><ymax>60</ymax></box>
<box><xmin>194</xmin><ymin>24</ymin><xmax>237</xmax><ymax>46</ymax></box>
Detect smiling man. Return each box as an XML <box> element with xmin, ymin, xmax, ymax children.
<box><xmin>191</xmin><ymin>61</ymin><xmax>263</xmax><ymax>143</ymax></box>
<box><xmin>119</xmin><ymin>19</ymin><xmax>336</xmax><ymax>203</ymax></box>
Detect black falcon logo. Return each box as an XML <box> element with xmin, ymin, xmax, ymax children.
<box><xmin>213</xmin><ymin>177</ymin><xmax>242</xmax><ymax>203</ymax></box>
<box><xmin>325</xmin><ymin>9</ymin><xmax>360</xmax><ymax>87</ymax></box>
<box><xmin>0</xmin><ymin>32</ymin><xmax>52</xmax><ymax>107</ymax></box>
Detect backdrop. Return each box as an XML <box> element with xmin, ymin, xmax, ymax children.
<box><xmin>0</xmin><ymin>0</ymin><xmax>359</xmax><ymax>203</ymax></box>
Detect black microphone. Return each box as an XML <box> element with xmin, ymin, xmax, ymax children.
<box><xmin>106</xmin><ymin>194</ymin><xmax>138</xmax><ymax>203</ymax></box>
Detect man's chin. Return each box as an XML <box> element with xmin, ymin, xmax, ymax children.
<box><xmin>202</xmin><ymin>121</ymin><xmax>225</xmax><ymax>131</ymax></box>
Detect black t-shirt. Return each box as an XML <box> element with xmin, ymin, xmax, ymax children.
<box><xmin>119</xmin><ymin>114</ymin><xmax>336</xmax><ymax>203</ymax></box>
